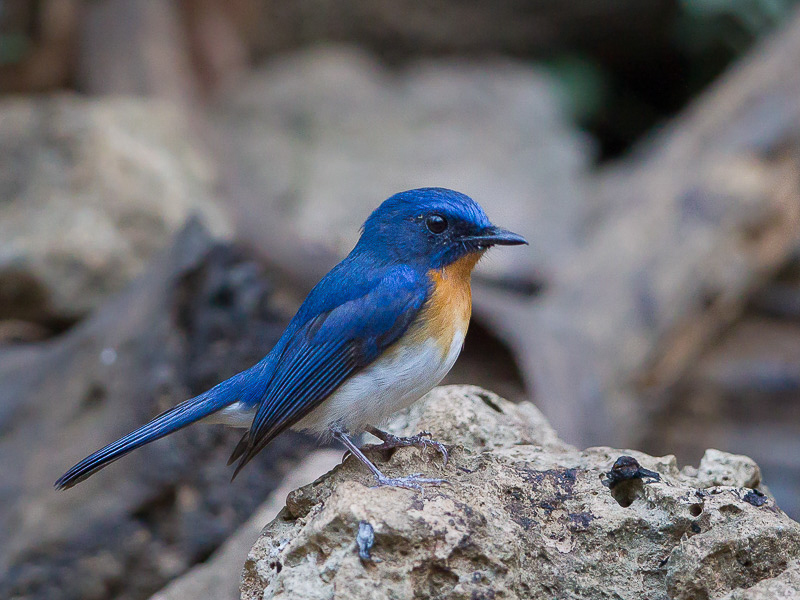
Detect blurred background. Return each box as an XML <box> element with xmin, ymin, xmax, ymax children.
<box><xmin>2</xmin><ymin>1</ymin><xmax>800</xmax><ymax>598</ymax></box>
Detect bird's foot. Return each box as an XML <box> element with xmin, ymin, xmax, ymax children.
<box><xmin>371</xmin><ymin>471</ymin><xmax>446</xmax><ymax>492</ymax></box>
<box><xmin>331</xmin><ymin>427</ymin><xmax>447</xmax><ymax>495</ymax></box>
<box><xmin>365</xmin><ymin>428</ymin><xmax>449</xmax><ymax>466</ymax></box>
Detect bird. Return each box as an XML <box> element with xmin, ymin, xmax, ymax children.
<box><xmin>55</xmin><ymin>188</ymin><xmax>527</xmax><ymax>491</ymax></box>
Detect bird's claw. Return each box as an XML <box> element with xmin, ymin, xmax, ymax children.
<box><xmin>365</xmin><ymin>430</ymin><xmax>450</xmax><ymax>467</ymax></box>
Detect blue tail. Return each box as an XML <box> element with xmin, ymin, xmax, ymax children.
<box><xmin>55</xmin><ymin>373</ymin><xmax>250</xmax><ymax>490</ymax></box>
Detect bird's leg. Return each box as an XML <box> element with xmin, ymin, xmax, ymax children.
<box><xmin>331</xmin><ymin>427</ymin><xmax>445</xmax><ymax>492</ymax></box>
<box><xmin>363</xmin><ymin>425</ymin><xmax>449</xmax><ymax>466</ymax></box>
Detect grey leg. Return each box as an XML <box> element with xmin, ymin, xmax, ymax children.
<box><xmin>331</xmin><ymin>427</ymin><xmax>445</xmax><ymax>491</ymax></box>
<box><xmin>364</xmin><ymin>425</ymin><xmax>449</xmax><ymax>466</ymax></box>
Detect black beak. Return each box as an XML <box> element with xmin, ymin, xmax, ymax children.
<box><xmin>463</xmin><ymin>226</ymin><xmax>528</xmax><ymax>247</ymax></box>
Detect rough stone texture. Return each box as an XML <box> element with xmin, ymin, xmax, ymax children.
<box><xmin>242</xmin><ymin>386</ymin><xmax>800</xmax><ymax>600</ymax></box>
<box><xmin>689</xmin><ymin>448</ymin><xmax>762</xmax><ymax>490</ymax></box>
<box><xmin>719</xmin><ymin>561</ymin><xmax>800</xmax><ymax>599</ymax></box>
<box><xmin>216</xmin><ymin>47</ymin><xmax>592</xmax><ymax>284</ymax></box>
<box><xmin>0</xmin><ymin>95</ymin><xmax>231</xmax><ymax>325</ymax></box>
<box><xmin>0</xmin><ymin>224</ymin><xmax>310</xmax><ymax>600</ymax></box>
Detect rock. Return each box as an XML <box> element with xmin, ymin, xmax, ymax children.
<box><xmin>242</xmin><ymin>386</ymin><xmax>800</xmax><ymax>600</ymax></box>
<box><xmin>0</xmin><ymin>223</ymin><xmax>310</xmax><ymax>600</ymax></box>
<box><xmin>0</xmin><ymin>95</ymin><xmax>231</xmax><ymax>326</ymax></box>
<box><xmin>690</xmin><ymin>448</ymin><xmax>762</xmax><ymax>489</ymax></box>
<box><xmin>718</xmin><ymin>561</ymin><xmax>800</xmax><ymax>600</ymax></box>
<box><xmin>216</xmin><ymin>47</ymin><xmax>592</xmax><ymax>284</ymax></box>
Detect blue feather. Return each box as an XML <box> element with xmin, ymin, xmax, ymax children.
<box><xmin>54</xmin><ymin>369</ymin><xmax>256</xmax><ymax>489</ymax></box>
<box><xmin>230</xmin><ymin>264</ymin><xmax>429</xmax><ymax>476</ymax></box>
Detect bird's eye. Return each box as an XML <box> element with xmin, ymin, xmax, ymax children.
<box><xmin>425</xmin><ymin>214</ymin><xmax>448</xmax><ymax>234</ymax></box>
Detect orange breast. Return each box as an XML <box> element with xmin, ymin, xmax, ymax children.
<box><xmin>413</xmin><ymin>251</ymin><xmax>484</xmax><ymax>356</ymax></box>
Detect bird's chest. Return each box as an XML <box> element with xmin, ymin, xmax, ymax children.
<box><xmin>296</xmin><ymin>256</ymin><xmax>478</xmax><ymax>435</ymax></box>
<box><xmin>416</xmin><ymin>255</ymin><xmax>476</xmax><ymax>351</ymax></box>
<box><xmin>357</xmin><ymin>327</ymin><xmax>467</xmax><ymax>423</ymax></box>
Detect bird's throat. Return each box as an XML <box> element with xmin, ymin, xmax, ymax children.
<box><xmin>419</xmin><ymin>250</ymin><xmax>484</xmax><ymax>356</ymax></box>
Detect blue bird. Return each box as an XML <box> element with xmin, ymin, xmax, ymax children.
<box><xmin>55</xmin><ymin>188</ymin><xmax>527</xmax><ymax>491</ymax></box>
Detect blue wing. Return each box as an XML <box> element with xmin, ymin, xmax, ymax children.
<box><xmin>229</xmin><ymin>264</ymin><xmax>429</xmax><ymax>477</ymax></box>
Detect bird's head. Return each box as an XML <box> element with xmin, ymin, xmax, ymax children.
<box><xmin>356</xmin><ymin>188</ymin><xmax>527</xmax><ymax>269</ymax></box>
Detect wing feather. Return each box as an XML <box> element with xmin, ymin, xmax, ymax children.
<box><xmin>230</xmin><ymin>266</ymin><xmax>428</xmax><ymax>477</ymax></box>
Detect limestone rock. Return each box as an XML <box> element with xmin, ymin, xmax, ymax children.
<box><xmin>0</xmin><ymin>95</ymin><xmax>231</xmax><ymax>324</ymax></box>
<box><xmin>242</xmin><ymin>386</ymin><xmax>800</xmax><ymax>600</ymax></box>
<box><xmin>718</xmin><ymin>560</ymin><xmax>800</xmax><ymax>600</ymax></box>
<box><xmin>687</xmin><ymin>448</ymin><xmax>762</xmax><ymax>489</ymax></box>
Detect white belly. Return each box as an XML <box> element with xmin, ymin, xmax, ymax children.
<box><xmin>206</xmin><ymin>330</ymin><xmax>465</xmax><ymax>435</ymax></box>
<box><xmin>206</xmin><ymin>402</ymin><xmax>258</xmax><ymax>428</ymax></box>
<box><xmin>295</xmin><ymin>329</ymin><xmax>465</xmax><ymax>436</ymax></box>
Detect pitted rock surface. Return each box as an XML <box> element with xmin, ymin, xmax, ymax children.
<box><xmin>242</xmin><ymin>386</ymin><xmax>800</xmax><ymax>600</ymax></box>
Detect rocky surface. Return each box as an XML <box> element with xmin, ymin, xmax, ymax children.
<box><xmin>0</xmin><ymin>224</ymin><xmax>310</xmax><ymax>600</ymax></box>
<box><xmin>718</xmin><ymin>560</ymin><xmax>800</xmax><ymax>600</ymax></box>
<box><xmin>242</xmin><ymin>386</ymin><xmax>800</xmax><ymax>600</ymax></box>
<box><xmin>0</xmin><ymin>95</ymin><xmax>231</xmax><ymax>328</ymax></box>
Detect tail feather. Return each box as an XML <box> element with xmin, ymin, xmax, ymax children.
<box><xmin>227</xmin><ymin>432</ymin><xmax>250</xmax><ymax>466</ymax></box>
<box><xmin>55</xmin><ymin>376</ymin><xmax>246</xmax><ymax>490</ymax></box>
